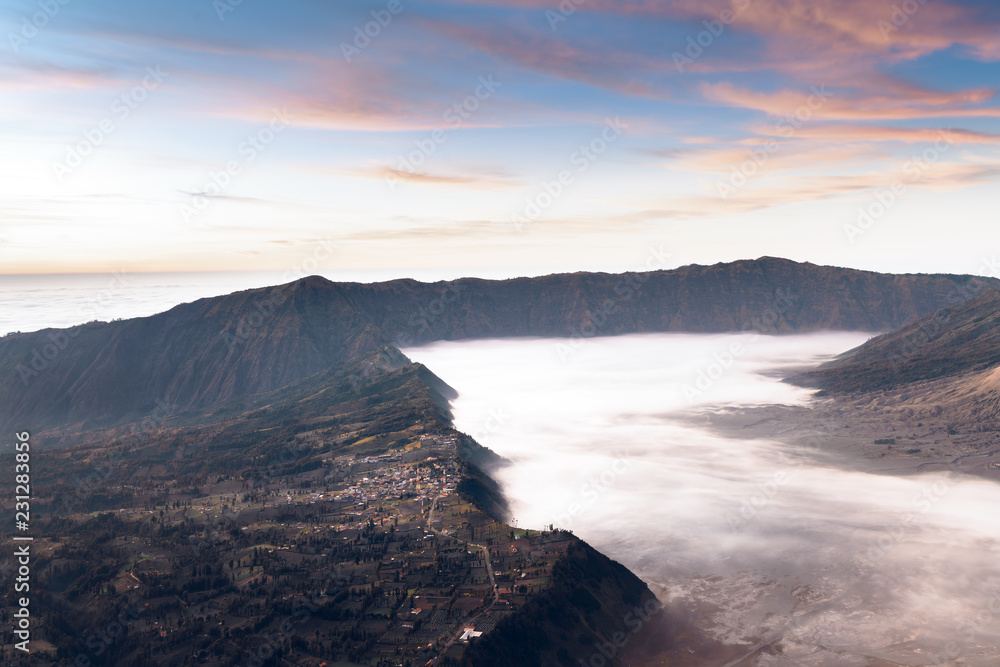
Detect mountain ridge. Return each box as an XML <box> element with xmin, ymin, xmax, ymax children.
<box><xmin>793</xmin><ymin>286</ymin><xmax>1000</xmax><ymax>393</ymax></box>
<box><xmin>3</xmin><ymin>257</ymin><xmax>997</xmax><ymax>435</ymax></box>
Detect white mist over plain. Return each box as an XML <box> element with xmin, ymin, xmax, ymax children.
<box><xmin>405</xmin><ymin>333</ymin><xmax>1000</xmax><ymax>666</ymax></box>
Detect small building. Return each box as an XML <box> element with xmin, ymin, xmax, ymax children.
<box><xmin>459</xmin><ymin>625</ymin><xmax>483</xmax><ymax>643</ymax></box>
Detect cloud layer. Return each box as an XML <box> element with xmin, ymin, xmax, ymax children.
<box><xmin>1</xmin><ymin>0</ymin><xmax>998</xmax><ymax>275</ymax></box>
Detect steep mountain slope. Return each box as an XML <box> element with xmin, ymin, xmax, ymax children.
<box><xmin>28</xmin><ymin>347</ymin><xmax>485</xmax><ymax>510</ymax></box>
<box><xmin>9</xmin><ymin>344</ymin><xmax>661</xmax><ymax>666</ymax></box>
<box><xmin>794</xmin><ymin>287</ymin><xmax>1000</xmax><ymax>393</ymax></box>
<box><xmin>0</xmin><ymin>276</ymin><xmax>381</xmax><ymax>434</ymax></box>
<box><xmin>2</xmin><ymin>258</ymin><xmax>995</xmax><ymax>434</ymax></box>
<box><xmin>461</xmin><ymin>539</ymin><xmax>660</xmax><ymax>667</ymax></box>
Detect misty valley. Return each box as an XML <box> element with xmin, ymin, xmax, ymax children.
<box><xmin>407</xmin><ymin>333</ymin><xmax>1000</xmax><ymax>666</ymax></box>
<box><xmin>4</xmin><ymin>262</ymin><xmax>1000</xmax><ymax>666</ymax></box>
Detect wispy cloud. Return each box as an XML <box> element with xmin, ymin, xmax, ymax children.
<box><xmin>3</xmin><ymin>0</ymin><xmax>998</xmax><ymax>274</ymax></box>
<box><xmin>424</xmin><ymin>19</ymin><xmax>667</xmax><ymax>98</ymax></box>
<box><xmin>702</xmin><ymin>82</ymin><xmax>1000</xmax><ymax>122</ymax></box>
<box><xmin>375</xmin><ymin>167</ymin><xmax>519</xmax><ymax>189</ymax></box>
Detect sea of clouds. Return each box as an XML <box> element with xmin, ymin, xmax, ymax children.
<box><xmin>406</xmin><ymin>332</ymin><xmax>1000</xmax><ymax>666</ymax></box>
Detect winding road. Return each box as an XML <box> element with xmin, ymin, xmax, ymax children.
<box><xmin>426</xmin><ymin>493</ymin><xmax>499</xmax><ymax>664</ymax></box>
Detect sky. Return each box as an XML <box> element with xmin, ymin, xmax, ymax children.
<box><xmin>1</xmin><ymin>0</ymin><xmax>999</xmax><ymax>279</ymax></box>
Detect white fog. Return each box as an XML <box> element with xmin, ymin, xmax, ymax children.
<box><xmin>406</xmin><ymin>333</ymin><xmax>1000</xmax><ymax>666</ymax></box>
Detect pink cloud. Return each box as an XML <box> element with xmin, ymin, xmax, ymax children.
<box><xmin>423</xmin><ymin>19</ymin><xmax>668</xmax><ymax>98</ymax></box>
<box><xmin>753</xmin><ymin>124</ymin><xmax>1000</xmax><ymax>144</ymax></box>
<box><xmin>0</xmin><ymin>63</ymin><xmax>123</xmax><ymax>91</ymax></box>
<box><xmin>702</xmin><ymin>82</ymin><xmax>1000</xmax><ymax>121</ymax></box>
<box><xmin>442</xmin><ymin>0</ymin><xmax>1000</xmax><ymax>65</ymax></box>
<box><xmin>656</xmin><ymin>142</ymin><xmax>881</xmax><ymax>176</ymax></box>
<box><xmin>638</xmin><ymin>161</ymin><xmax>1000</xmax><ymax>219</ymax></box>
<box><xmin>369</xmin><ymin>167</ymin><xmax>519</xmax><ymax>189</ymax></box>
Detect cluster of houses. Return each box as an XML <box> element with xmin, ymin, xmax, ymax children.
<box><xmin>330</xmin><ymin>457</ymin><xmax>457</xmax><ymax>506</ymax></box>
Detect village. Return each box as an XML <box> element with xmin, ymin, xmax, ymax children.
<box><xmin>265</xmin><ymin>433</ymin><xmax>578</xmax><ymax>665</ymax></box>
<box><xmin>37</xmin><ymin>431</ymin><xmax>577</xmax><ymax>665</ymax></box>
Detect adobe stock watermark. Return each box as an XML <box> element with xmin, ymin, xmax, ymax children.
<box><xmin>346</xmin><ymin>346</ymin><xmax>409</xmax><ymax>392</ymax></box>
<box><xmin>57</xmin><ymin>401</ymin><xmax>177</xmax><ymax>513</ymax></box>
<box><xmin>546</xmin><ymin>0</ymin><xmax>586</xmax><ymax>30</ymax></box>
<box><xmin>716</xmin><ymin>85</ymin><xmax>833</xmax><ymax>199</ymax></box>
<box><xmin>179</xmin><ymin>107</ymin><xmax>292</xmax><ymax>223</ymax></box>
<box><xmin>884</xmin><ymin>276</ymin><xmax>987</xmax><ymax>371</ymax></box>
<box><xmin>467</xmin><ymin>406</ymin><xmax>509</xmax><ymax>445</ymax></box>
<box><xmin>926</xmin><ymin>578</ymin><xmax>1000</xmax><ymax>666</ymax></box>
<box><xmin>340</xmin><ymin>0</ymin><xmax>414</xmax><ymax>62</ymax></box>
<box><xmin>281</xmin><ymin>237</ymin><xmax>339</xmax><ymax>283</ymax></box>
<box><xmin>886</xmin><ymin>313</ymin><xmax>949</xmax><ymax>370</ymax></box>
<box><xmin>16</xmin><ymin>330</ymin><xmax>78</xmax><ymax>385</ymax></box>
<box><xmin>681</xmin><ymin>287</ymin><xmax>797</xmax><ymax>402</ymax></box>
<box><xmin>852</xmin><ymin>474</ymin><xmax>953</xmax><ymax>573</ymax></box>
<box><xmin>16</xmin><ymin>270</ymin><xmax>133</xmax><ymax>384</ymax></box>
<box><xmin>347</xmin><ymin>282</ymin><xmax>467</xmax><ymax>390</ymax></box>
<box><xmin>725</xmin><ymin>425</ymin><xmax>834</xmax><ymax>533</ymax></box>
<box><xmin>385</xmin><ymin>75</ymin><xmax>501</xmax><ymax>192</ymax></box>
<box><xmin>79</xmin><ymin>270</ymin><xmax>132</xmax><ymax>322</ymax></box>
<box><xmin>580</xmin><ymin>598</ymin><xmax>663</xmax><ymax>667</ymax></box>
<box><xmin>52</xmin><ymin>66</ymin><xmax>169</xmax><ymax>182</ymax></box>
<box><xmin>213</xmin><ymin>0</ymin><xmax>244</xmax><ymax>21</ymax></box>
<box><xmin>844</xmin><ymin>129</ymin><xmax>954</xmax><ymax>244</ymax></box>
<box><xmin>511</xmin><ymin>117</ymin><xmax>627</xmax><ymax>231</ymax></box>
<box><xmin>400</xmin><ymin>281</ymin><xmax>466</xmax><ymax>345</ymax></box>
<box><xmin>239</xmin><ymin>566</ymin><xmax>350</xmax><ymax>667</ymax></box>
<box><xmin>190</xmin><ymin>440</ymin><xmax>309</xmax><ymax>556</ymax></box>
<box><xmin>549</xmin><ymin>452</ymin><xmax>632</xmax><ymax>530</ymax></box>
<box><xmin>222</xmin><ymin>282</ymin><xmax>297</xmax><ymax>351</ymax></box>
<box><xmin>74</xmin><ymin>604</ymin><xmax>144</xmax><ymax>666</ymax></box>
<box><xmin>981</xmin><ymin>254</ymin><xmax>1000</xmax><ymax>280</ymax></box>
<box><xmin>673</xmin><ymin>0</ymin><xmax>750</xmax><ymax>72</ymax></box>
<box><xmin>53</xmin><ymin>444</ymin><xmax>123</xmax><ymax>516</ymax></box>
<box><xmin>7</xmin><ymin>0</ymin><xmax>71</xmax><ymax>54</ymax></box>
<box><xmin>222</xmin><ymin>237</ymin><xmax>337</xmax><ymax>351</ymax></box>
<box><xmin>554</xmin><ymin>245</ymin><xmax>672</xmax><ymax>362</ymax></box>
<box><xmin>878</xmin><ymin>0</ymin><xmax>928</xmax><ymax>39</ymax></box>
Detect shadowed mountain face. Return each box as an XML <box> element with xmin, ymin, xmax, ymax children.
<box><xmin>11</xmin><ymin>340</ymin><xmax>660</xmax><ymax>666</ymax></box>
<box><xmin>794</xmin><ymin>286</ymin><xmax>1000</xmax><ymax>393</ymax></box>
<box><xmin>1</xmin><ymin>257</ymin><xmax>996</xmax><ymax>434</ymax></box>
<box><xmin>1</xmin><ymin>277</ymin><xmax>384</xmax><ymax>435</ymax></box>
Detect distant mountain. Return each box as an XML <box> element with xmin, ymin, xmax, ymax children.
<box><xmin>794</xmin><ymin>287</ymin><xmax>1000</xmax><ymax>393</ymax></box>
<box><xmin>2</xmin><ymin>257</ymin><xmax>996</xmax><ymax>434</ymax></box>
